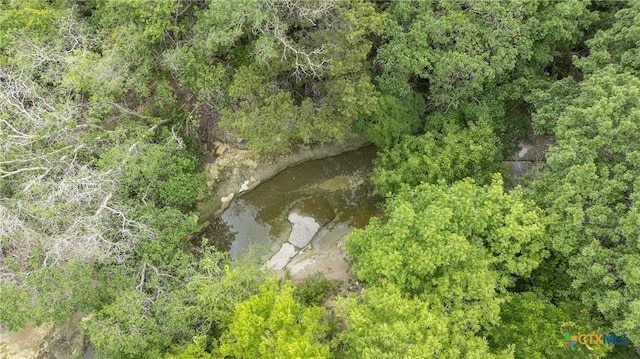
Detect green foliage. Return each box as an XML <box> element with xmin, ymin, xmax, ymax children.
<box><xmin>202</xmin><ymin>0</ymin><xmax>383</xmax><ymax>153</ymax></box>
<box><xmin>527</xmin><ymin>76</ymin><xmax>580</xmax><ymax>135</ymax></box>
<box><xmin>98</xmin><ymin>136</ymin><xmax>205</xmax><ymax>209</ymax></box>
<box><xmin>132</xmin><ymin>206</ymin><xmax>198</xmax><ymax>267</ymax></box>
<box><xmin>376</xmin><ymin>0</ymin><xmax>593</xmax><ymax>109</ymax></box>
<box><xmin>336</xmin><ymin>285</ymin><xmax>513</xmax><ymax>359</ymax></box>
<box><xmin>348</xmin><ymin>175</ymin><xmax>548</xmax><ymax>291</ymax></box>
<box><xmin>356</xmin><ymin>94</ymin><xmax>424</xmax><ymax>148</ymax></box>
<box><xmin>4</xmin><ymin>0</ymin><xmax>640</xmax><ymax>357</ymax></box>
<box><xmin>144</xmin><ymin>146</ymin><xmax>204</xmax><ymax>209</ymax></box>
<box><xmin>0</xmin><ymin>30</ymin><xmax>206</xmax><ymax>349</ymax></box>
<box><xmin>83</xmin><ymin>289</ymin><xmax>173</xmax><ymax>359</ymax></box>
<box><xmin>192</xmin><ymin>0</ymin><xmax>265</xmax><ymax>55</ymax></box>
<box><xmin>220</xmin><ymin>66</ymin><xmax>310</xmax><ymax>154</ymax></box>
<box><xmin>83</xmin><ymin>250</ymin><xmax>267</xmax><ymax>359</ymax></box>
<box><xmin>527</xmin><ymin>253</ymin><xmax>574</xmax><ymax>302</ymax></box>
<box><xmin>346</xmin><ymin>176</ymin><xmax>548</xmax><ymax>338</ymax></box>
<box><xmin>486</xmin><ymin>292</ymin><xmax>611</xmax><ymax>359</ymax></box>
<box><xmin>293</xmin><ymin>273</ymin><xmax>340</xmax><ymax>307</ymax></box>
<box><xmin>373</xmin><ymin>121</ymin><xmax>503</xmax><ymax>194</ymax></box>
<box><xmin>164</xmin><ymin>251</ymin><xmax>269</xmax><ymax>358</ymax></box>
<box><xmin>1</xmin><ymin>3</ymin><xmax>229</xmax><ymax>356</ymax></box>
<box><xmin>185</xmin><ymin>249</ymin><xmax>269</xmax><ymax>339</ymax></box>
<box><xmin>528</xmin><ymin>66</ymin><xmax>640</xmax><ymax>344</ymax></box>
<box><xmin>576</xmin><ymin>2</ymin><xmax>640</xmax><ymax>74</ymax></box>
<box><xmin>162</xmin><ymin>46</ymin><xmax>229</xmax><ymax>103</ymax></box>
<box><xmin>0</xmin><ymin>262</ymin><xmax>101</xmax><ymax>331</ymax></box>
<box><xmin>0</xmin><ymin>1</ymin><xmax>62</xmax><ymax>66</ymax></box>
<box><xmin>77</xmin><ymin>0</ymin><xmax>185</xmax><ymax>102</ymax></box>
<box><xmin>167</xmin><ymin>341</ymin><xmax>213</xmax><ymax>359</ymax></box>
<box><xmin>217</xmin><ymin>278</ymin><xmax>331</xmax><ymax>359</ymax></box>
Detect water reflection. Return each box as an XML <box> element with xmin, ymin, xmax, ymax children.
<box><xmin>202</xmin><ymin>146</ymin><xmax>382</xmax><ymax>259</ymax></box>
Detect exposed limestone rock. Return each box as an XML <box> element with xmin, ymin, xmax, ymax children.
<box><xmin>197</xmin><ymin>135</ymin><xmax>370</xmax><ymax>221</ymax></box>
<box><xmin>265</xmin><ymin>243</ymin><xmax>297</xmax><ymax>270</ymax></box>
<box><xmin>504</xmin><ymin>161</ymin><xmax>536</xmax><ymax>178</ymax></box>
<box><xmin>239</xmin><ymin>180</ymin><xmax>250</xmax><ymax>193</ymax></box>
<box><xmin>215</xmin><ymin>143</ymin><xmax>227</xmax><ymax>155</ymax></box>
<box><xmin>282</xmin><ymin>232</ymin><xmax>354</xmax><ymax>284</ymax></box>
<box><xmin>505</xmin><ymin>135</ymin><xmax>555</xmax><ymax>162</ymax></box>
<box><xmin>503</xmin><ymin>135</ymin><xmax>555</xmax><ymax>183</ymax></box>
<box><xmin>287</xmin><ymin>213</ymin><xmax>320</xmax><ymax>248</ymax></box>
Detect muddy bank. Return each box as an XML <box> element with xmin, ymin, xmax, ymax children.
<box><xmin>0</xmin><ymin>314</ymin><xmax>86</xmax><ymax>359</ymax></box>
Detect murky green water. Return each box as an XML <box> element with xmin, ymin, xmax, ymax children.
<box><xmin>201</xmin><ymin>146</ymin><xmax>382</xmax><ymax>259</ymax></box>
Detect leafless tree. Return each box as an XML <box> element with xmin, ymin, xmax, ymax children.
<box><xmin>253</xmin><ymin>0</ymin><xmax>335</xmax><ymax>80</ymax></box>
<box><xmin>0</xmin><ymin>62</ymin><xmax>149</xmax><ymax>282</ymax></box>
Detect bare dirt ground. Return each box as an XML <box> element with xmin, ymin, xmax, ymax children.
<box><xmin>0</xmin><ymin>323</ymin><xmax>49</xmax><ymax>359</ymax></box>
<box><xmin>287</xmin><ymin>243</ymin><xmax>353</xmax><ymax>284</ymax></box>
<box><xmin>0</xmin><ymin>314</ymin><xmax>86</xmax><ymax>359</ymax></box>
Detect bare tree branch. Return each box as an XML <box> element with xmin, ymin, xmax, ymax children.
<box><xmin>0</xmin><ymin>167</ymin><xmax>48</xmax><ymax>178</ymax></box>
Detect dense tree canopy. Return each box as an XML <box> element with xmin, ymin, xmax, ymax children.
<box><xmin>218</xmin><ymin>278</ymin><xmax>330</xmax><ymax>358</ymax></box>
<box><xmin>486</xmin><ymin>292</ymin><xmax>611</xmax><ymax>358</ymax></box>
<box><xmin>2</xmin><ymin>0</ymin><xmax>640</xmax><ymax>357</ymax></box>
<box><xmin>376</xmin><ymin>0</ymin><xmax>592</xmax><ymax>109</ymax></box>
<box><xmin>372</xmin><ymin>120</ymin><xmax>503</xmax><ymax>194</ymax></box>
<box><xmin>175</xmin><ymin>0</ymin><xmax>384</xmax><ymax>153</ymax></box>
<box><xmin>528</xmin><ymin>66</ymin><xmax>640</xmax><ymax>343</ymax></box>
<box><xmin>336</xmin><ymin>285</ymin><xmax>513</xmax><ymax>359</ymax></box>
<box><xmin>345</xmin><ymin>176</ymin><xmax>547</xmax><ymax>342</ymax></box>
<box><xmin>575</xmin><ymin>1</ymin><xmax>640</xmax><ymax>75</ymax></box>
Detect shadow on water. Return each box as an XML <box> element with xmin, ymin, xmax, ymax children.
<box><xmin>200</xmin><ymin>146</ymin><xmax>383</xmax><ymax>259</ymax></box>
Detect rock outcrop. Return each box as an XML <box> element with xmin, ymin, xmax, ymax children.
<box><xmin>197</xmin><ymin>136</ymin><xmax>370</xmax><ymax>221</ymax></box>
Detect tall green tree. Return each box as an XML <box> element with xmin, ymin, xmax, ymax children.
<box><xmin>355</xmin><ymin>93</ymin><xmax>425</xmax><ymax>149</ymax></box>
<box><xmin>217</xmin><ymin>278</ymin><xmax>330</xmax><ymax>359</ymax></box>
<box><xmin>576</xmin><ymin>1</ymin><xmax>640</xmax><ymax>75</ymax></box>
<box><xmin>373</xmin><ymin>120</ymin><xmax>503</xmax><ymax>194</ymax></box>
<box><xmin>346</xmin><ymin>176</ymin><xmax>548</xmax><ymax>334</ymax></box>
<box><xmin>376</xmin><ymin>0</ymin><xmax>593</xmax><ymax>110</ymax></box>
<box><xmin>527</xmin><ymin>66</ymin><xmax>640</xmax><ymax>345</ymax></box>
<box><xmin>83</xmin><ymin>249</ymin><xmax>267</xmax><ymax>359</ymax></box>
<box><xmin>68</xmin><ymin>0</ymin><xmax>188</xmax><ymax>106</ymax></box>
<box><xmin>336</xmin><ymin>285</ymin><xmax>513</xmax><ymax>359</ymax></box>
<box><xmin>183</xmin><ymin>0</ymin><xmax>383</xmax><ymax>153</ymax></box>
<box><xmin>486</xmin><ymin>292</ymin><xmax>611</xmax><ymax>358</ymax></box>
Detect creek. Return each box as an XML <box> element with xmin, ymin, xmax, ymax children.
<box><xmin>199</xmin><ymin>146</ymin><xmax>382</xmax><ymax>266</ymax></box>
